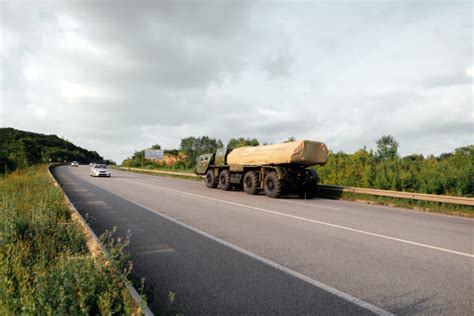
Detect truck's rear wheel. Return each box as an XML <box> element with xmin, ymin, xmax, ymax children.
<box><xmin>219</xmin><ymin>170</ymin><xmax>232</xmax><ymax>191</ymax></box>
<box><xmin>205</xmin><ymin>170</ymin><xmax>218</xmax><ymax>188</ymax></box>
<box><xmin>243</xmin><ymin>171</ymin><xmax>259</xmax><ymax>195</ymax></box>
<box><xmin>264</xmin><ymin>171</ymin><xmax>282</xmax><ymax>198</ymax></box>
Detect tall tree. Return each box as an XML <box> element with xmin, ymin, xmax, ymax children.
<box><xmin>180</xmin><ymin>136</ymin><xmax>223</xmax><ymax>166</ymax></box>
<box><xmin>227</xmin><ymin>137</ymin><xmax>259</xmax><ymax>150</ymax></box>
<box><xmin>376</xmin><ymin>135</ymin><xmax>399</xmax><ymax>160</ymax></box>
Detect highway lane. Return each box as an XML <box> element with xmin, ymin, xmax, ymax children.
<box><xmin>54</xmin><ymin>166</ymin><xmax>473</xmax><ymax>315</ymax></box>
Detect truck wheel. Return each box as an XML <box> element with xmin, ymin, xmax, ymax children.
<box><xmin>205</xmin><ymin>170</ymin><xmax>218</xmax><ymax>188</ymax></box>
<box><xmin>243</xmin><ymin>171</ymin><xmax>259</xmax><ymax>195</ymax></box>
<box><xmin>264</xmin><ymin>171</ymin><xmax>282</xmax><ymax>198</ymax></box>
<box><xmin>219</xmin><ymin>170</ymin><xmax>232</xmax><ymax>191</ymax></box>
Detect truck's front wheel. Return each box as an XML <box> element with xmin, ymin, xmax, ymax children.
<box><xmin>243</xmin><ymin>171</ymin><xmax>259</xmax><ymax>195</ymax></box>
<box><xmin>264</xmin><ymin>171</ymin><xmax>282</xmax><ymax>198</ymax></box>
<box><xmin>219</xmin><ymin>170</ymin><xmax>233</xmax><ymax>191</ymax></box>
<box><xmin>205</xmin><ymin>170</ymin><xmax>218</xmax><ymax>188</ymax></box>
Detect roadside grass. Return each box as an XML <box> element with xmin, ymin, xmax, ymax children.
<box><xmin>0</xmin><ymin>164</ymin><xmax>142</xmax><ymax>314</ymax></box>
<box><xmin>315</xmin><ymin>188</ymin><xmax>474</xmax><ymax>218</ymax></box>
<box><xmin>118</xmin><ymin>167</ymin><xmax>473</xmax><ymax>218</ymax></box>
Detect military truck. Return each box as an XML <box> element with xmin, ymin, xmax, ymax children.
<box><xmin>194</xmin><ymin>140</ymin><xmax>329</xmax><ymax>198</ymax></box>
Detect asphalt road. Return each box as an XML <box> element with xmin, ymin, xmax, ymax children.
<box><xmin>53</xmin><ymin>166</ymin><xmax>473</xmax><ymax>315</ymax></box>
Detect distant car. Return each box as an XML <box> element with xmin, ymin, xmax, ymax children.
<box><xmin>71</xmin><ymin>161</ymin><xmax>79</xmax><ymax>167</ymax></box>
<box><xmin>89</xmin><ymin>162</ymin><xmax>96</xmax><ymax>168</ymax></box>
<box><xmin>90</xmin><ymin>164</ymin><xmax>111</xmax><ymax>177</ymax></box>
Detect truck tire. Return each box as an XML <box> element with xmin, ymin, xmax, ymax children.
<box><xmin>219</xmin><ymin>170</ymin><xmax>232</xmax><ymax>191</ymax></box>
<box><xmin>264</xmin><ymin>171</ymin><xmax>282</xmax><ymax>198</ymax></box>
<box><xmin>243</xmin><ymin>171</ymin><xmax>259</xmax><ymax>195</ymax></box>
<box><xmin>205</xmin><ymin>170</ymin><xmax>218</xmax><ymax>188</ymax></box>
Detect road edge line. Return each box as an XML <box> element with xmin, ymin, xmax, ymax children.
<box><xmin>122</xmin><ymin>178</ymin><xmax>474</xmax><ymax>259</ymax></box>
<box><xmin>111</xmin><ymin>193</ymin><xmax>393</xmax><ymax>316</ymax></box>
<box><xmin>118</xmin><ymin>167</ymin><xmax>474</xmax><ymax>219</ymax></box>
<box><xmin>49</xmin><ymin>165</ymin><xmax>153</xmax><ymax>316</ymax></box>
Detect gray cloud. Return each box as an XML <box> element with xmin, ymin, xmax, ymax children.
<box><xmin>1</xmin><ymin>1</ymin><xmax>472</xmax><ymax>162</ymax></box>
<box><xmin>263</xmin><ymin>52</ymin><xmax>294</xmax><ymax>79</ymax></box>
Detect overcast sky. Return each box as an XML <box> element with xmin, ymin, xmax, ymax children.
<box><xmin>1</xmin><ymin>1</ymin><xmax>472</xmax><ymax>162</ymax></box>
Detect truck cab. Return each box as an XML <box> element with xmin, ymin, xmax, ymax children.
<box><xmin>195</xmin><ymin>153</ymin><xmax>214</xmax><ymax>175</ymax></box>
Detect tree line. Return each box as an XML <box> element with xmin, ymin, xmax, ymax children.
<box><xmin>316</xmin><ymin>136</ymin><xmax>473</xmax><ymax>197</ymax></box>
<box><xmin>0</xmin><ymin>128</ymin><xmax>104</xmax><ymax>172</ymax></box>
<box><xmin>122</xmin><ymin>135</ymin><xmax>473</xmax><ymax>197</ymax></box>
<box><xmin>122</xmin><ymin>136</ymin><xmax>260</xmax><ymax>169</ymax></box>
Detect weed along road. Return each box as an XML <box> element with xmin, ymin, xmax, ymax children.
<box><xmin>53</xmin><ymin>165</ymin><xmax>473</xmax><ymax>315</ymax></box>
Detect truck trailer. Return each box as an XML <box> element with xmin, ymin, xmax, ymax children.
<box><xmin>194</xmin><ymin>140</ymin><xmax>329</xmax><ymax>198</ymax></box>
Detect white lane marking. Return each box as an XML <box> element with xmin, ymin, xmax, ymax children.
<box><xmin>109</xmin><ymin>191</ymin><xmax>393</xmax><ymax>316</ymax></box>
<box><xmin>114</xmin><ymin>168</ymin><xmax>342</xmax><ymax>211</ymax></box>
<box><xmin>141</xmin><ymin>248</ymin><xmax>175</xmax><ymax>255</ymax></box>
<box><xmin>279</xmin><ymin>199</ymin><xmax>342</xmax><ymax>211</ymax></box>
<box><xmin>121</xmin><ymin>178</ymin><xmax>474</xmax><ymax>259</ymax></box>
<box><xmin>118</xmin><ymin>166</ymin><xmax>474</xmax><ymax>221</ymax></box>
<box><xmin>287</xmin><ymin>198</ymin><xmax>474</xmax><ymax>221</ymax></box>
<box><xmin>329</xmin><ymin>198</ymin><xmax>474</xmax><ymax>221</ymax></box>
<box><xmin>69</xmin><ymin>188</ymin><xmax>88</xmax><ymax>192</ymax></box>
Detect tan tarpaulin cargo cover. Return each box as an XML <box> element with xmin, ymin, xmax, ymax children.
<box><xmin>227</xmin><ymin>140</ymin><xmax>329</xmax><ymax>166</ymax></box>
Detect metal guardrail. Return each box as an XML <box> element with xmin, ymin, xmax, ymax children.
<box><xmin>318</xmin><ymin>184</ymin><xmax>474</xmax><ymax>206</ymax></box>
<box><xmin>120</xmin><ymin>167</ymin><xmax>474</xmax><ymax>207</ymax></box>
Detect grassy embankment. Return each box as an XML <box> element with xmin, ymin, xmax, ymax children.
<box><xmin>0</xmin><ymin>164</ymin><xmax>143</xmax><ymax>314</ymax></box>
<box><xmin>118</xmin><ymin>166</ymin><xmax>473</xmax><ymax>217</ymax></box>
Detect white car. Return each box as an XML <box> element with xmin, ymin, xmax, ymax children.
<box><xmin>71</xmin><ymin>161</ymin><xmax>79</xmax><ymax>167</ymax></box>
<box><xmin>90</xmin><ymin>164</ymin><xmax>111</xmax><ymax>177</ymax></box>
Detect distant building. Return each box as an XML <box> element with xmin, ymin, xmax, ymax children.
<box><xmin>144</xmin><ymin>149</ymin><xmax>164</xmax><ymax>160</ymax></box>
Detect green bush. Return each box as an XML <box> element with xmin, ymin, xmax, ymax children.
<box><xmin>316</xmin><ymin>145</ymin><xmax>474</xmax><ymax>197</ymax></box>
<box><xmin>0</xmin><ymin>128</ymin><xmax>103</xmax><ymax>172</ymax></box>
<box><xmin>121</xmin><ymin>135</ymin><xmax>473</xmax><ymax>198</ymax></box>
<box><xmin>0</xmin><ymin>165</ymin><xmax>140</xmax><ymax>314</ymax></box>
